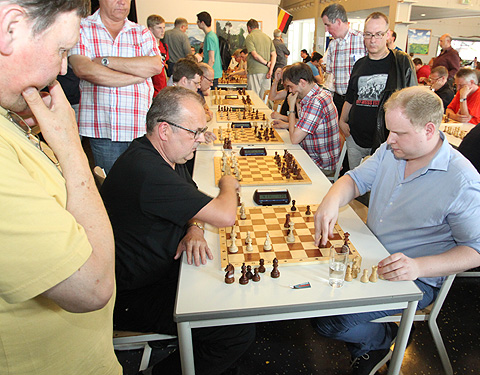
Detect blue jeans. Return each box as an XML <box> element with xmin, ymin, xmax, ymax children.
<box><xmin>87</xmin><ymin>137</ymin><xmax>130</xmax><ymax>175</ymax></box>
<box><xmin>312</xmin><ymin>279</ymin><xmax>439</xmax><ymax>358</ymax></box>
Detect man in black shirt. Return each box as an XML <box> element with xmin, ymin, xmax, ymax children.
<box><xmin>339</xmin><ymin>12</ymin><xmax>416</xmax><ymax>169</ymax></box>
<box><xmin>428</xmin><ymin>66</ymin><xmax>455</xmax><ymax>112</ymax></box>
<box><xmin>102</xmin><ymin>86</ymin><xmax>255</xmax><ymax>375</ymax></box>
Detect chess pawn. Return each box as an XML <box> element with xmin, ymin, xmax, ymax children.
<box><xmin>263</xmin><ymin>232</ymin><xmax>272</xmax><ymax>251</ymax></box>
<box><xmin>286</xmin><ymin>222</ymin><xmax>295</xmax><ymax>243</ymax></box>
<box><xmin>271</xmin><ymin>258</ymin><xmax>280</xmax><ymax>278</ymax></box>
<box><xmin>245</xmin><ymin>237</ymin><xmax>253</xmax><ymax>252</ymax></box>
<box><xmin>360</xmin><ymin>269</ymin><xmax>369</xmax><ymax>283</ymax></box>
<box><xmin>252</xmin><ymin>268</ymin><xmax>261</xmax><ymax>282</ymax></box>
<box><xmin>246</xmin><ymin>265</ymin><xmax>253</xmax><ymax>279</ymax></box>
<box><xmin>228</xmin><ymin>238</ymin><xmax>238</xmax><ymax>254</ymax></box>
<box><xmin>239</xmin><ymin>268</ymin><xmax>249</xmax><ymax>285</ymax></box>
<box><xmin>240</xmin><ymin>203</ymin><xmax>247</xmax><ymax>220</ymax></box>
<box><xmin>345</xmin><ymin>265</ymin><xmax>353</xmax><ymax>282</ymax></box>
<box><xmin>258</xmin><ymin>259</ymin><xmax>266</xmax><ymax>273</ymax></box>
<box><xmin>352</xmin><ymin>266</ymin><xmax>359</xmax><ymax>279</ymax></box>
<box><xmin>369</xmin><ymin>265</ymin><xmax>378</xmax><ymax>283</ymax></box>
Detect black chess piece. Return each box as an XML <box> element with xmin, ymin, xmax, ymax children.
<box><xmin>305</xmin><ymin>205</ymin><xmax>311</xmax><ymax>215</ymax></box>
<box><xmin>252</xmin><ymin>268</ymin><xmax>261</xmax><ymax>282</ymax></box>
<box><xmin>258</xmin><ymin>259</ymin><xmax>266</xmax><ymax>273</ymax></box>
<box><xmin>271</xmin><ymin>258</ymin><xmax>280</xmax><ymax>278</ymax></box>
<box><xmin>291</xmin><ymin>199</ymin><xmax>297</xmax><ymax>211</ymax></box>
<box><xmin>246</xmin><ymin>265</ymin><xmax>253</xmax><ymax>279</ymax></box>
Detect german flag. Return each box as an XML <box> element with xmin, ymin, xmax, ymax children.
<box><xmin>277</xmin><ymin>8</ymin><xmax>293</xmax><ymax>34</ymax></box>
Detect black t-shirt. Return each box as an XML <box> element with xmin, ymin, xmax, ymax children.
<box><xmin>435</xmin><ymin>83</ymin><xmax>455</xmax><ymax>112</ymax></box>
<box><xmin>458</xmin><ymin>123</ymin><xmax>480</xmax><ymax>173</ymax></box>
<box><xmin>346</xmin><ymin>52</ymin><xmax>392</xmax><ymax>148</ymax></box>
<box><xmin>101</xmin><ymin>136</ymin><xmax>213</xmax><ymax>292</ymax></box>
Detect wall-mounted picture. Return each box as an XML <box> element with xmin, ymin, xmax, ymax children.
<box><xmin>215</xmin><ymin>19</ymin><xmax>262</xmax><ymax>54</ymax></box>
<box><xmin>407</xmin><ymin>29</ymin><xmax>431</xmax><ymax>55</ymax></box>
<box><xmin>165</xmin><ymin>23</ymin><xmax>204</xmax><ymax>51</ymax></box>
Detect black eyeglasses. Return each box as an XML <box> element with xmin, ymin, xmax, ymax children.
<box><xmin>363</xmin><ymin>31</ymin><xmax>388</xmax><ymax>39</ymax></box>
<box><xmin>6</xmin><ymin>110</ymin><xmax>61</xmax><ymax>170</ymax></box>
<box><xmin>202</xmin><ymin>76</ymin><xmax>214</xmax><ymax>84</ymax></box>
<box><xmin>159</xmin><ymin>119</ymin><xmax>208</xmax><ymax>140</ymax></box>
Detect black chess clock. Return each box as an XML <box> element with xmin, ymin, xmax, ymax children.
<box><xmin>253</xmin><ymin>189</ymin><xmax>291</xmax><ymax>205</ymax></box>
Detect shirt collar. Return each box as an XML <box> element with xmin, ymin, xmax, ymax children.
<box><xmin>300</xmin><ymin>84</ymin><xmax>321</xmax><ymax>105</ymax></box>
<box><xmin>91</xmin><ymin>9</ymin><xmax>132</xmax><ymax>32</ymax></box>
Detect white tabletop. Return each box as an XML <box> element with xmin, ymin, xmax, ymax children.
<box><xmin>175</xmin><ymin>148</ymin><xmax>421</xmax><ymax>323</ymax></box>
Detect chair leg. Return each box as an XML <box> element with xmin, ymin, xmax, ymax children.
<box><xmin>139</xmin><ymin>343</ymin><xmax>153</xmax><ymax>371</ymax></box>
<box><xmin>428</xmin><ymin>319</ymin><xmax>453</xmax><ymax>375</ymax></box>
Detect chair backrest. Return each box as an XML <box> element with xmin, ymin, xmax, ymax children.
<box><xmin>328</xmin><ymin>137</ymin><xmax>347</xmax><ymax>183</ymax></box>
<box><xmin>263</xmin><ymin>89</ymin><xmax>270</xmax><ymax>104</ymax></box>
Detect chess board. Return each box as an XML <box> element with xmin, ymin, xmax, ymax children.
<box><xmin>216</xmin><ymin>108</ymin><xmax>269</xmax><ymax>123</ymax></box>
<box><xmin>218</xmin><ymin>76</ymin><xmax>247</xmax><ymax>85</ymax></box>
<box><xmin>212</xmin><ymin>127</ymin><xmax>283</xmax><ymax>145</ymax></box>
<box><xmin>213</xmin><ymin>88</ymin><xmax>247</xmax><ymax>96</ymax></box>
<box><xmin>219</xmin><ymin>204</ymin><xmax>360</xmax><ymax>268</ymax></box>
<box><xmin>211</xmin><ymin>96</ymin><xmax>252</xmax><ymax>106</ymax></box>
<box><xmin>213</xmin><ymin>153</ymin><xmax>312</xmax><ymax>186</ymax></box>
<box><xmin>442</xmin><ymin>125</ymin><xmax>469</xmax><ymax>139</ymax></box>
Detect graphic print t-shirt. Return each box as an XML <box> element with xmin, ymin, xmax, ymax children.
<box><xmin>346</xmin><ymin>52</ymin><xmax>392</xmax><ymax>148</ymax></box>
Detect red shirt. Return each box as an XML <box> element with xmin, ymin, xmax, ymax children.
<box><xmin>152</xmin><ymin>40</ymin><xmax>169</xmax><ymax>97</ymax></box>
<box><xmin>447</xmin><ymin>88</ymin><xmax>480</xmax><ymax>124</ymax></box>
<box><xmin>416</xmin><ymin>65</ymin><xmax>431</xmax><ymax>84</ymax></box>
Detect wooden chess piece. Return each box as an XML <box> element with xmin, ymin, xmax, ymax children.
<box><xmin>360</xmin><ymin>269</ymin><xmax>369</xmax><ymax>283</ymax></box>
<box><xmin>258</xmin><ymin>259</ymin><xmax>266</xmax><ymax>273</ymax></box>
<box><xmin>263</xmin><ymin>232</ymin><xmax>272</xmax><ymax>251</ymax></box>
<box><xmin>224</xmin><ymin>263</ymin><xmax>235</xmax><ymax>284</ymax></box>
<box><xmin>305</xmin><ymin>205</ymin><xmax>311</xmax><ymax>215</ymax></box>
<box><xmin>291</xmin><ymin>200</ymin><xmax>297</xmax><ymax>211</ymax></box>
<box><xmin>284</xmin><ymin>213</ymin><xmax>291</xmax><ymax>228</ymax></box>
<box><xmin>252</xmin><ymin>268</ymin><xmax>261</xmax><ymax>282</ymax></box>
<box><xmin>285</xmin><ymin>170</ymin><xmax>290</xmax><ymax>179</ymax></box>
<box><xmin>286</xmin><ymin>222</ymin><xmax>295</xmax><ymax>243</ymax></box>
<box><xmin>246</xmin><ymin>265</ymin><xmax>253</xmax><ymax>279</ymax></box>
<box><xmin>239</xmin><ymin>203</ymin><xmax>247</xmax><ymax>220</ymax></box>
<box><xmin>369</xmin><ymin>265</ymin><xmax>378</xmax><ymax>283</ymax></box>
<box><xmin>344</xmin><ymin>232</ymin><xmax>350</xmax><ymax>246</ymax></box>
<box><xmin>271</xmin><ymin>258</ymin><xmax>280</xmax><ymax>278</ymax></box>
<box><xmin>345</xmin><ymin>265</ymin><xmax>353</xmax><ymax>282</ymax></box>
<box><xmin>239</xmin><ymin>268</ymin><xmax>249</xmax><ymax>285</ymax></box>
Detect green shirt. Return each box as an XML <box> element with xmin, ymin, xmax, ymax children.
<box><xmin>204</xmin><ymin>31</ymin><xmax>223</xmax><ymax>79</ymax></box>
<box><xmin>245</xmin><ymin>29</ymin><xmax>275</xmax><ymax>74</ymax></box>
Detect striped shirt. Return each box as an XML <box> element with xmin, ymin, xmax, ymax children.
<box><xmin>70</xmin><ymin>10</ymin><xmax>160</xmax><ymax>141</ymax></box>
<box><xmin>297</xmin><ymin>85</ymin><xmax>340</xmax><ymax>170</ymax></box>
<box><xmin>325</xmin><ymin>29</ymin><xmax>366</xmax><ymax>95</ymax></box>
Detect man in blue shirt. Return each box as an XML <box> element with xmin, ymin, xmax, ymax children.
<box><xmin>197</xmin><ymin>11</ymin><xmax>222</xmax><ymax>87</ymax></box>
<box><xmin>312</xmin><ymin>86</ymin><xmax>480</xmax><ymax>375</ymax></box>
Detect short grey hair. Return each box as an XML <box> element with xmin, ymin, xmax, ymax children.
<box><xmin>273</xmin><ymin>29</ymin><xmax>282</xmax><ymax>38</ymax></box>
<box><xmin>146</xmin><ymin>86</ymin><xmax>204</xmax><ymax>134</ymax></box>
<box><xmin>174</xmin><ymin>17</ymin><xmax>188</xmax><ymax>27</ymax></box>
<box><xmin>3</xmin><ymin>0</ymin><xmax>90</xmax><ymax>35</ymax></box>
<box><xmin>321</xmin><ymin>3</ymin><xmax>347</xmax><ymax>23</ymax></box>
<box><xmin>384</xmin><ymin>86</ymin><xmax>443</xmax><ymax>130</ymax></box>
<box><xmin>455</xmin><ymin>67</ymin><xmax>478</xmax><ymax>85</ymax></box>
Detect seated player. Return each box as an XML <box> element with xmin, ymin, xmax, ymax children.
<box><xmin>428</xmin><ymin>66</ymin><xmax>454</xmax><ymax>112</ymax></box>
<box><xmin>446</xmin><ymin>67</ymin><xmax>480</xmax><ymax>124</ymax></box>
<box><xmin>413</xmin><ymin>58</ymin><xmax>431</xmax><ymax>84</ymax></box>
<box><xmin>306</xmin><ymin>52</ymin><xmax>324</xmax><ymax>85</ymax></box>
<box><xmin>198</xmin><ymin>62</ymin><xmax>214</xmax><ymax>98</ymax></box>
<box><xmin>228</xmin><ymin>48</ymin><xmax>248</xmax><ymax>77</ymax></box>
<box><xmin>101</xmin><ymin>87</ymin><xmax>255</xmax><ymax>375</ymax></box>
<box><xmin>281</xmin><ymin>62</ymin><xmax>341</xmax><ymax>175</ymax></box>
<box><xmin>270</xmin><ymin>67</ymin><xmax>298</xmax><ymax>127</ymax></box>
<box><xmin>313</xmin><ymin>86</ymin><xmax>480</xmax><ymax>375</ymax></box>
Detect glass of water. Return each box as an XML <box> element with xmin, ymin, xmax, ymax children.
<box><xmin>329</xmin><ymin>245</ymin><xmax>349</xmax><ymax>288</ymax></box>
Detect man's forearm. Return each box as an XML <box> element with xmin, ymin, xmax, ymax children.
<box><xmin>415</xmin><ymin>245</ymin><xmax>480</xmax><ymax>277</ymax></box>
<box><xmin>101</xmin><ymin>55</ymin><xmax>163</xmax><ymax>79</ymax></box>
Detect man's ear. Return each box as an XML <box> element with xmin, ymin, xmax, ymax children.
<box><xmin>0</xmin><ymin>5</ymin><xmax>26</xmax><ymax>55</ymax></box>
<box><xmin>425</xmin><ymin>121</ymin><xmax>437</xmax><ymax>139</ymax></box>
<box><xmin>156</xmin><ymin>121</ymin><xmax>170</xmax><ymax>141</ymax></box>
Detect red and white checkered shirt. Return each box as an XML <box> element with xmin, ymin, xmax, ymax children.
<box><xmin>297</xmin><ymin>85</ymin><xmax>340</xmax><ymax>171</ymax></box>
<box><xmin>70</xmin><ymin>10</ymin><xmax>160</xmax><ymax>142</ymax></box>
<box><xmin>325</xmin><ymin>29</ymin><xmax>366</xmax><ymax>96</ymax></box>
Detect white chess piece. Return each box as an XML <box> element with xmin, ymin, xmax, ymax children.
<box><xmin>240</xmin><ymin>203</ymin><xmax>247</xmax><ymax>220</ymax></box>
<box><xmin>245</xmin><ymin>232</ymin><xmax>253</xmax><ymax>252</ymax></box>
<box><xmin>229</xmin><ymin>227</ymin><xmax>238</xmax><ymax>253</ymax></box>
<box><xmin>263</xmin><ymin>232</ymin><xmax>272</xmax><ymax>251</ymax></box>
<box><xmin>286</xmin><ymin>221</ymin><xmax>295</xmax><ymax>243</ymax></box>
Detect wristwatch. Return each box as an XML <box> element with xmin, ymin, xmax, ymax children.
<box><xmin>287</xmin><ymin>110</ymin><xmax>294</xmax><ymax>115</ymax></box>
<box><xmin>459</xmin><ymin>98</ymin><xmax>467</xmax><ymax>103</ymax></box>
<box><xmin>188</xmin><ymin>222</ymin><xmax>205</xmax><ymax>232</ymax></box>
<box><xmin>101</xmin><ymin>57</ymin><xmax>110</xmax><ymax>67</ymax></box>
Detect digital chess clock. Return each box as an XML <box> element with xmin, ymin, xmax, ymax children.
<box><xmin>253</xmin><ymin>189</ymin><xmax>291</xmax><ymax>206</ymax></box>
<box><xmin>225</xmin><ymin>94</ymin><xmax>238</xmax><ymax>99</ymax></box>
<box><xmin>231</xmin><ymin>122</ymin><xmax>252</xmax><ymax>128</ymax></box>
<box><xmin>239</xmin><ymin>147</ymin><xmax>267</xmax><ymax>156</ymax></box>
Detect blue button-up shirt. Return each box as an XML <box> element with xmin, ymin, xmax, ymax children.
<box><xmin>348</xmin><ymin>132</ymin><xmax>480</xmax><ymax>287</ymax></box>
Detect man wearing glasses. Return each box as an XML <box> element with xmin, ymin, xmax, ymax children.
<box><xmin>428</xmin><ymin>66</ymin><xmax>454</xmax><ymax>112</ymax></box>
<box><xmin>446</xmin><ymin>67</ymin><xmax>480</xmax><ymax>124</ymax></box>
<box><xmin>338</xmin><ymin>12</ymin><xmax>416</xmax><ymax>170</ymax></box>
<box><xmin>101</xmin><ymin>86</ymin><xmax>255</xmax><ymax>375</ymax></box>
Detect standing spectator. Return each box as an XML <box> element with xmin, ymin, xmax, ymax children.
<box><xmin>245</xmin><ymin>19</ymin><xmax>276</xmax><ymax>98</ymax></box>
<box><xmin>147</xmin><ymin>14</ymin><xmax>169</xmax><ymax>97</ymax></box>
<box><xmin>338</xmin><ymin>12</ymin><xmax>416</xmax><ymax>169</ymax></box>
<box><xmin>301</xmin><ymin>49</ymin><xmax>311</xmax><ymax>63</ymax></box>
<box><xmin>306</xmin><ymin>52</ymin><xmax>324</xmax><ymax>85</ymax></box>
<box><xmin>428</xmin><ymin>66</ymin><xmax>454</xmax><ymax>111</ymax></box>
<box><xmin>164</xmin><ymin>18</ymin><xmax>191</xmax><ymax>77</ymax></box>
<box><xmin>69</xmin><ymin>0</ymin><xmax>163</xmax><ymax>174</ymax></box>
<box><xmin>432</xmin><ymin>34</ymin><xmax>461</xmax><ymax>83</ymax></box>
<box><xmin>413</xmin><ymin>58</ymin><xmax>431</xmax><ymax>84</ymax></box>
<box><xmin>386</xmin><ymin>29</ymin><xmax>402</xmax><ymax>51</ymax></box>
<box><xmin>197</xmin><ymin>11</ymin><xmax>222</xmax><ymax>87</ymax></box>
<box><xmin>446</xmin><ymin>67</ymin><xmax>480</xmax><ymax>124</ymax></box>
<box><xmin>273</xmin><ymin>29</ymin><xmax>290</xmax><ymax>75</ymax></box>
<box><xmin>321</xmin><ymin>4</ymin><xmax>367</xmax><ymax>115</ymax></box>
<box><xmin>0</xmin><ymin>0</ymin><xmax>121</xmax><ymax>374</ymax></box>
<box><xmin>280</xmin><ymin>62</ymin><xmax>341</xmax><ymax>174</ymax></box>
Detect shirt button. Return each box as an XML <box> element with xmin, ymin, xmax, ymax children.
<box><xmin>379</xmin><ymin>219</ymin><xmax>383</xmax><ymax>223</ymax></box>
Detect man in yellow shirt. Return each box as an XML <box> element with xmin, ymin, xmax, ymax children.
<box><xmin>0</xmin><ymin>1</ymin><xmax>120</xmax><ymax>374</ymax></box>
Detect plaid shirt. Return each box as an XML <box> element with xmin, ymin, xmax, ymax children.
<box><xmin>70</xmin><ymin>10</ymin><xmax>160</xmax><ymax>141</ymax></box>
<box><xmin>325</xmin><ymin>29</ymin><xmax>366</xmax><ymax>95</ymax></box>
<box><xmin>297</xmin><ymin>85</ymin><xmax>340</xmax><ymax>170</ymax></box>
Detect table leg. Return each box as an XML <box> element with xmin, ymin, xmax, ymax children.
<box><xmin>387</xmin><ymin>300</ymin><xmax>419</xmax><ymax>375</ymax></box>
<box><xmin>177</xmin><ymin>321</ymin><xmax>195</xmax><ymax>375</ymax></box>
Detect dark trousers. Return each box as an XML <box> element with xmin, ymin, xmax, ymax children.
<box><xmin>114</xmin><ymin>277</ymin><xmax>255</xmax><ymax>375</ymax></box>
<box><xmin>333</xmin><ymin>92</ymin><xmax>350</xmax><ymax>174</ymax></box>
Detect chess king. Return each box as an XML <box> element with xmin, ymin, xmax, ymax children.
<box><xmin>101</xmin><ymin>86</ymin><xmax>255</xmax><ymax>375</ymax></box>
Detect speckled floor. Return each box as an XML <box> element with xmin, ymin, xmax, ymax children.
<box><xmin>115</xmin><ymin>275</ymin><xmax>480</xmax><ymax>375</ymax></box>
